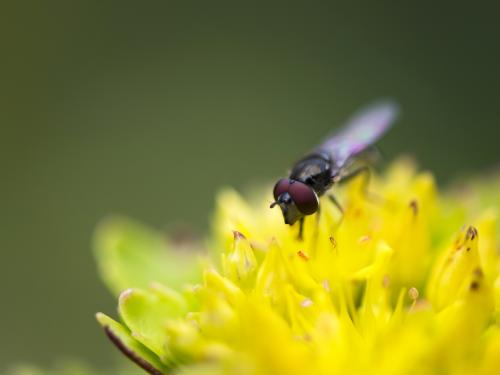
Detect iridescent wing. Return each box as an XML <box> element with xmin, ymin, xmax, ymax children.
<box><xmin>316</xmin><ymin>101</ymin><xmax>399</xmax><ymax>171</ymax></box>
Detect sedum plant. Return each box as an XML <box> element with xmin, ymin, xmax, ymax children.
<box><xmin>95</xmin><ymin>159</ymin><xmax>500</xmax><ymax>375</ymax></box>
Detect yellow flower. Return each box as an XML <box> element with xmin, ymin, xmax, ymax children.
<box><xmin>96</xmin><ymin>159</ymin><xmax>500</xmax><ymax>375</ymax></box>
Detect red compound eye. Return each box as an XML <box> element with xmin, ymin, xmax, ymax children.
<box><xmin>273</xmin><ymin>178</ymin><xmax>291</xmax><ymax>199</ymax></box>
<box><xmin>288</xmin><ymin>181</ymin><xmax>319</xmax><ymax>215</ymax></box>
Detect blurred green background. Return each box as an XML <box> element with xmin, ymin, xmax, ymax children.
<box><xmin>1</xmin><ymin>0</ymin><xmax>499</xmax><ymax>371</ymax></box>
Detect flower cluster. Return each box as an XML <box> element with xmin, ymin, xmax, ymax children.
<box><xmin>95</xmin><ymin>159</ymin><xmax>500</xmax><ymax>375</ymax></box>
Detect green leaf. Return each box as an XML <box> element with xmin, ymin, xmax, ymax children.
<box><xmin>95</xmin><ymin>312</ymin><xmax>170</xmax><ymax>375</ymax></box>
<box><xmin>118</xmin><ymin>285</ymin><xmax>187</xmax><ymax>364</ymax></box>
<box><xmin>93</xmin><ymin>216</ymin><xmax>201</xmax><ymax>296</ymax></box>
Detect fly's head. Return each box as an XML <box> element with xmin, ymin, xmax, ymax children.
<box><xmin>270</xmin><ymin>178</ymin><xmax>319</xmax><ymax>225</ymax></box>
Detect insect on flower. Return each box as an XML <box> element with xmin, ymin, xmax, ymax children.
<box><xmin>270</xmin><ymin>101</ymin><xmax>399</xmax><ymax>238</ymax></box>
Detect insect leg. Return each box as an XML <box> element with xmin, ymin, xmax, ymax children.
<box><xmin>328</xmin><ymin>194</ymin><xmax>345</xmax><ymax>231</ymax></box>
<box><xmin>337</xmin><ymin>165</ymin><xmax>370</xmax><ymax>187</ymax></box>
<box><xmin>316</xmin><ymin>202</ymin><xmax>322</xmax><ymax>224</ymax></box>
<box><xmin>337</xmin><ymin>166</ymin><xmax>383</xmax><ymax>203</ymax></box>
<box><xmin>328</xmin><ymin>194</ymin><xmax>344</xmax><ymax>215</ymax></box>
<box><xmin>298</xmin><ymin>217</ymin><xmax>304</xmax><ymax>241</ymax></box>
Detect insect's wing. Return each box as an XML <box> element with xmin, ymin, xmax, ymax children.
<box><xmin>316</xmin><ymin>101</ymin><xmax>399</xmax><ymax>169</ymax></box>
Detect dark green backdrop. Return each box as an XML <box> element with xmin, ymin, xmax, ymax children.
<box><xmin>1</xmin><ymin>0</ymin><xmax>499</xmax><ymax>370</ymax></box>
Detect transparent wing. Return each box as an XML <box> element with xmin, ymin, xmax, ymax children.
<box><xmin>316</xmin><ymin>100</ymin><xmax>399</xmax><ymax>169</ymax></box>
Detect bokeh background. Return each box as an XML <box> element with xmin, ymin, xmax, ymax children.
<box><xmin>1</xmin><ymin>0</ymin><xmax>499</xmax><ymax>371</ymax></box>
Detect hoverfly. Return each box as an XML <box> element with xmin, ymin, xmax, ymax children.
<box><xmin>270</xmin><ymin>101</ymin><xmax>399</xmax><ymax>238</ymax></box>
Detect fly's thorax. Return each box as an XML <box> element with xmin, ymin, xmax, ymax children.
<box><xmin>289</xmin><ymin>152</ymin><xmax>333</xmax><ymax>195</ymax></box>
